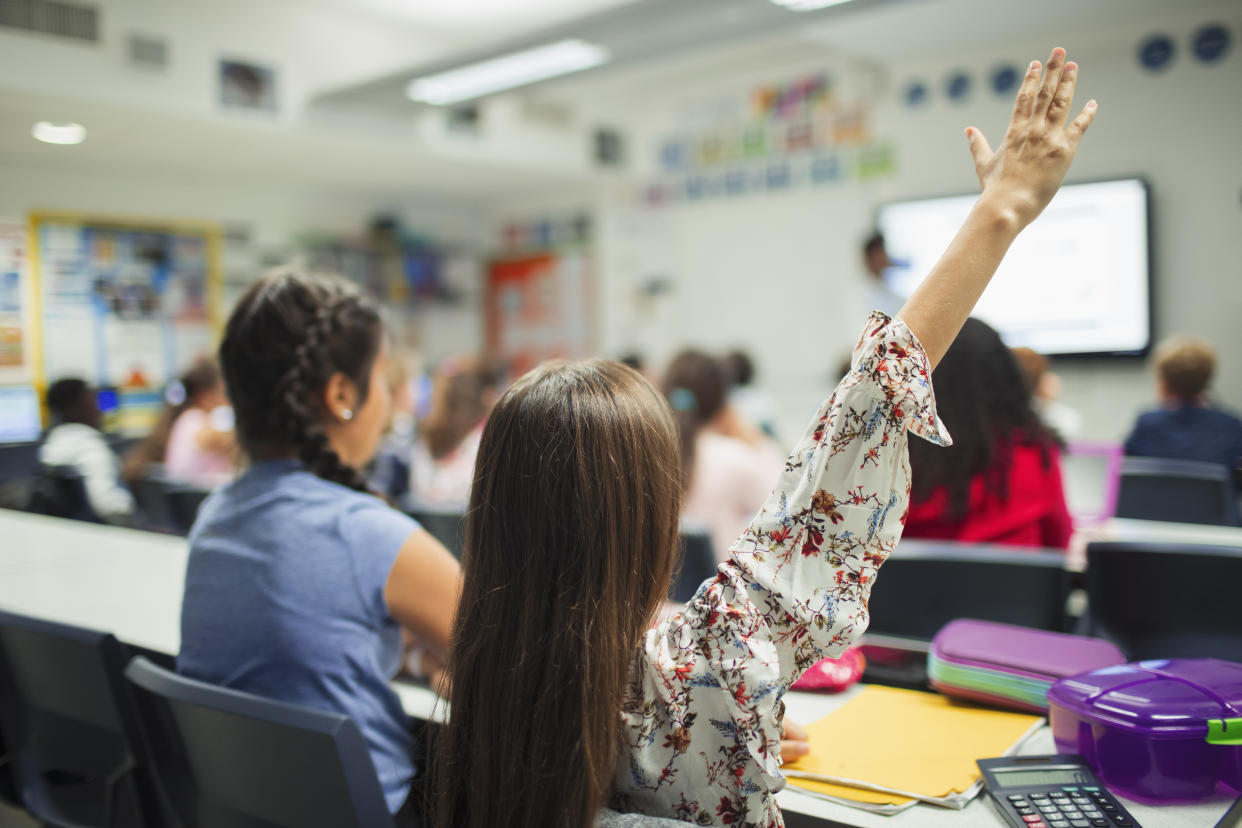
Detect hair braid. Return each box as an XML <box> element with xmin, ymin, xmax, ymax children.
<box><xmin>222</xmin><ymin>269</ymin><xmax>383</xmax><ymax>494</ymax></box>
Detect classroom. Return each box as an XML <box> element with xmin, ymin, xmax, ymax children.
<box><xmin>1</xmin><ymin>0</ymin><xmax>1241</xmax><ymax>826</ymax></box>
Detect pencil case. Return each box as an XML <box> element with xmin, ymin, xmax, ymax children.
<box><xmin>927</xmin><ymin>619</ymin><xmax>1125</xmax><ymax>713</ymax></box>
<box><xmin>791</xmin><ymin>646</ymin><xmax>865</xmax><ymax>692</ymax></box>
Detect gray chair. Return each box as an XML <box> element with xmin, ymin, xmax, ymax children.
<box><xmin>669</xmin><ymin>529</ymin><xmax>717</xmax><ymax>604</ymax></box>
<box><xmin>866</xmin><ymin>540</ymin><xmax>1073</xmax><ymax>639</ymax></box>
<box><xmin>0</xmin><ymin>442</ymin><xmax>41</xmax><ymax>485</ymax></box>
<box><xmin>125</xmin><ymin>656</ymin><xmax>395</xmax><ymax>828</ymax></box>
<box><xmin>0</xmin><ymin>610</ymin><xmax>157</xmax><ymax>827</ymax></box>
<box><xmin>1115</xmin><ymin>456</ymin><xmax>1238</xmax><ymax>526</ymax></box>
<box><xmin>1085</xmin><ymin>541</ymin><xmax>1242</xmax><ymax>661</ymax></box>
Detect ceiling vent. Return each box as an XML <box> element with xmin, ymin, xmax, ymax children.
<box><xmin>127</xmin><ymin>33</ymin><xmax>168</xmax><ymax>69</ymax></box>
<box><xmin>0</xmin><ymin>0</ymin><xmax>99</xmax><ymax>43</ymax></box>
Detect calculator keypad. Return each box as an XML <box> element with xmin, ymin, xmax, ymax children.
<box><xmin>1004</xmin><ymin>786</ymin><xmax>1139</xmax><ymax>828</ymax></box>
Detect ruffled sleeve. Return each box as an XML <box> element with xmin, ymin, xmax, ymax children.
<box><xmin>613</xmin><ymin>312</ymin><xmax>950</xmax><ymax>827</ymax></box>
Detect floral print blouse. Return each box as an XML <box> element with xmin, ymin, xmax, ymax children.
<box><xmin>611</xmin><ymin>313</ymin><xmax>951</xmax><ymax>827</ymax></box>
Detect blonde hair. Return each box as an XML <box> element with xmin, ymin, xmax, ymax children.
<box><xmin>1155</xmin><ymin>337</ymin><xmax>1216</xmax><ymax>399</ymax></box>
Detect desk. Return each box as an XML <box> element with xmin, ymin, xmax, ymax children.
<box><xmin>0</xmin><ymin>509</ymin><xmax>1231</xmax><ymax>827</ymax></box>
<box><xmin>1067</xmin><ymin>518</ymin><xmax>1242</xmax><ymax>571</ymax></box>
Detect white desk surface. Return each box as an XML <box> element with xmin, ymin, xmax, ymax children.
<box><xmin>0</xmin><ymin>509</ymin><xmax>1232</xmax><ymax>828</ymax></box>
<box><xmin>1066</xmin><ymin>518</ymin><xmax>1242</xmax><ymax>571</ymax></box>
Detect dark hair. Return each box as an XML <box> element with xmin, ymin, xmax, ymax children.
<box><xmin>909</xmin><ymin>318</ymin><xmax>1059</xmax><ymax>519</ymax></box>
<box><xmin>863</xmin><ymin>231</ymin><xmax>885</xmax><ymax>257</ymax></box>
<box><xmin>1010</xmin><ymin>347</ymin><xmax>1048</xmax><ymax>397</ymax></box>
<box><xmin>661</xmin><ymin>349</ymin><xmax>727</xmax><ymax>489</ymax></box>
<box><xmin>45</xmin><ymin>378</ymin><xmax>92</xmax><ymax>425</ymax></box>
<box><xmin>420</xmin><ymin>356</ymin><xmax>505</xmax><ymax>460</ymax></box>
<box><xmin>721</xmin><ymin>349</ymin><xmax>755</xmax><ymax>387</ymax></box>
<box><xmin>123</xmin><ymin>357</ymin><xmax>223</xmax><ymax>484</ymax></box>
<box><xmin>434</xmin><ymin>359</ymin><xmax>682</xmax><ymax>828</ymax></box>
<box><xmin>219</xmin><ymin>269</ymin><xmax>383</xmax><ymax>492</ymax></box>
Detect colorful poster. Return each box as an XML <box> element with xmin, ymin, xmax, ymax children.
<box><xmin>0</xmin><ymin>224</ymin><xmax>28</xmax><ymax>374</ymax></box>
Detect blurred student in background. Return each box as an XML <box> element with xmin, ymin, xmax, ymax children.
<box><xmin>408</xmin><ymin>356</ymin><xmax>505</xmax><ymax>510</ymax></box>
<box><xmin>40</xmin><ymin>378</ymin><xmax>136</xmax><ymax>523</ymax></box>
<box><xmin>721</xmin><ymin>348</ymin><xmax>779</xmax><ymax>440</ymax></box>
<box><xmin>163</xmin><ymin>357</ymin><xmax>235</xmax><ymax>486</ymax></box>
<box><xmin>663</xmin><ymin>349</ymin><xmax>784</xmax><ymax>562</ymax></box>
<box><xmin>179</xmin><ymin>270</ymin><xmax>461</xmax><ymax>826</ymax></box>
<box><xmin>906</xmin><ymin>318</ymin><xmax>1073</xmax><ymax>549</ymax></box>
<box><xmin>369</xmin><ymin>352</ymin><xmax>419</xmax><ymax>502</ymax></box>
<box><xmin>1124</xmin><ymin>337</ymin><xmax>1242</xmax><ymax>474</ymax></box>
<box><xmin>1011</xmin><ymin>346</ymin><xmax>1083</xmax><ymax>440</ymax></box>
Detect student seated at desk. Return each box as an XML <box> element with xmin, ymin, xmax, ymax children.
<box><xmin>123</xmin><ymin>357</ymin><xmax>237</xmax><ymax>489</ymax></box>
<box><xmin>662</xmin><ymin>349</ymin><xmax>785</xmax><ymax>564</ymax></box>
<box><xmin>905</xmin><ymin>318</ymin><xmax>1073</xmax><ymax>550</ymax></box>
<box><xmin>39</xmin><ymin>378</ymin><xmax>136</xmax><ymax>524</ymax></box>
<box><xmin>1124</xmin><ymin>336</ymin><xmax>1242</xmax><ymax>476</ymax></box>
<box><xmin>178</xmin><ymin>270</ymin><xmax>462</xmax><ymax>827</ymax></box>
<box><xmin>432</xmin><ymin>49</ymin><xmax>1096</xmax><ymax>828</ymax></box>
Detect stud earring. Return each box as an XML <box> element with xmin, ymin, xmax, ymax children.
<box><xmin>340</xmin><ymin>409</ymin><xmax>353</xmax><ymax>421</ymax></box>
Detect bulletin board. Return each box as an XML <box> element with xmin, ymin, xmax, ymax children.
<box><xmin>29</xmin><ymin>211</ymin><xmax>223</xmax><ymax>420</ymax></box>
<box><xmin>485</xmin><ymin>251</ymin><xmax>594</xmax><ymax>379</ymax></box>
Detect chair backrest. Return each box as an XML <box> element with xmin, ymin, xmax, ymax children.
<box><xmin>25</xmin><ymin>465</ymin><xmax>101</xmax><ymax>523</ymax></box>
<box><xmin>124</xmin><ymin>657</ymin><xmax>395</xmax><ymax>828</ymax></box>
<box><xmin>406</xmin><ymin>507</ymin><xmax>466</xmax><ymax>559</ymax></box>
<box><xmin>0</xmin><ymin>609</ymin><xmax>155</xmax><ymax>827</ymax></box>
<box><xmin>866</xmin><ymin>541</ymin><xmax>1072</xmax><ymax>640</ymax></box>
<box><xmin>133</xmin><ymin>467</ymin><xmax>180</xmax><ymax>534</ymax></box>
<box><xmin>0</xmin><ymin>441</ymin><xmax>41</xmax><ymax>485</ymax></box>
<box><xmin>166</xmin><ymin>485</ymin><xmax>211</xmax><ymax>536</ymax></box>
<box><xmin>1085</xmin><ymin>541</ymin><xmax>1242</xmax><ymax>661</ymax></box>
<box><xmin>1115</xmin><ymin>456</ymin><xmax>1238</xmax><ymax>526</ymax></box>
<box><xmin>669</xmin><ymin>530</ymin><xmax>717</xmax><ymax>604</ymax></box>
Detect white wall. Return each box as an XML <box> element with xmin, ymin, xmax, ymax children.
<box><xmin>593</xmin><ymin>0</ymin><xmax>1242</xmax><ymax>443</ymax></box>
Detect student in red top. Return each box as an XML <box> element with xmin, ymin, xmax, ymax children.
<box><xmin>905</xmin><ymin>317</ymin><xmax>1073</xmax><ymax>549</ymax></box>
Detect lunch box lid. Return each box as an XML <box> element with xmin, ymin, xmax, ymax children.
<box><xmin>1048</xmin><ymin>658</ymin><xmax>1242</xmax><ymax>741</ymax></box>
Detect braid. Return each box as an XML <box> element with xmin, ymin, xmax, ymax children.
<box><xmin>222</xmin><ymin>269</ymin><xmax>384</xmax><ymax>493</ymax></box>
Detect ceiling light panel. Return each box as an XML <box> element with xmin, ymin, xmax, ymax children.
<box><xmin>406</xmin><ymin>39</ymin><xmax>611</xmax><ymax>105</ymax></box>
<box><xmin>32</xmin><ymin>121</ymin><xmax>87</xmax><ymax>145</ymax></box>
<box><xmin>769</xmin><ymin>0</ymin><xmax>855</xmax><ymax>10</ymax></box>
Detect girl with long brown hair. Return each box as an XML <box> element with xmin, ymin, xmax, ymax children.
<box><xmin>435</xmin><ymin>48</ymin><xmax>1095</xmax><ymax>828</ymax></box>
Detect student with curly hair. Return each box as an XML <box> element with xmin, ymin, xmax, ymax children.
<box><xmin>178</xmin><ymin>270</ymin><xmax>461</xmax><ymax>826</ymax></box>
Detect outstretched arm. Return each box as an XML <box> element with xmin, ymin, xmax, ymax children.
<box><xmin>899</xmin><ymin>47</ymin><xmax>1097</xmax><ymax>368</ymax></box>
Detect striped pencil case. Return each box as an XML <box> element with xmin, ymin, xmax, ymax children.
<box><xmin>928</xmin><ymin>619</ymin><xmax>1125</xmax><ymax>713</ymax></box>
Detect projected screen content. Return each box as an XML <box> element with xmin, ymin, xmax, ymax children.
<box><xmin>876</xmin><ymin>178</ymin><xmax>1150</xmax><ymax>356</ymax></box>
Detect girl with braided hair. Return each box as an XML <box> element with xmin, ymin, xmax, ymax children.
<box><xmin>178</xmin><ymin>269</ymin><xmax>461</xmax><ymax>826</ymax></box>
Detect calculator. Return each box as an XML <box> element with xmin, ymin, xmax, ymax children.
<box><xmin>976</xmin><ymin>755</ymin><xmax>1143</xmax><ymax>828</ymax></box>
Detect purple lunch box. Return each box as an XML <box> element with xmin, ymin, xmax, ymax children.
<box><xmin>1048</xmin><ymin>659</ymin><xmax>1242</xmax><ymax>800</ymax></box>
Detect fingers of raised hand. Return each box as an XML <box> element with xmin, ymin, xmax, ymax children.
<box><xmin>1047</xmin><ymin>61</ymin><xmax>1078</xmax><ymax>127</ymax></box>
<box><xmin>1011</xmin><ymin>59</ymin><xmax>1043</xmax><ymax>121</ymax></box>
<box><xmin>1065</xmin><ymin>99</ymin><xmax>1098</xmax><ymax>146</ymax></box>
<box><xmin>1034</xmin><ymin>47</ymin><xmax>1067</xmax><ymax>120</ymax></box>
<box><xmin>965</xmin><ymin>126</ymin><xmax>995</xmax><ymax>186</ymax></box>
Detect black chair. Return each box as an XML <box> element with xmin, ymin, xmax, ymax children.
<box><xmin>406</xmin><ymin>506</ymin><xmax>467</xmax><ymax>559</ymax></box>
<box><xmin>133</xmin><ymin>467</ymin><xmax>179</xmax><ymax>534</ymax></box>
<box><xmin>0</xmin><ymin>610</ymin><xmax>157</xmax><ymax>827</ymax></box>
<box><xmin>0</xmin><ymin>442</ymin><xmax>41</xmax><ymax>485</ymax></box>
<box><xmin>1115</xmin><ymin>456</ymin><xmax>1239</xmax><ymax>526</ymax></box>
<box><xmin>1085</xmin><ymin>541</ymin><xmax>1242</xmax><ymax>661</ymax></box>
<box><xmin>669</xmin><ymin>530</ymin><xmax>717</xmax><ymax>604</ymax></box>
<box><xmin>25</xmin><ymin>465</ymin><xmax>102</xmax><ymax>523</ymax></box>
<box><xmin>866</xmin><ymin>540</ymin><xmax>1073</xmax><ymax>640</ymax></box>
<box><xmin>125</xmin><ymin>656</ymin><xmax>396</xmax><ymax>828</ymax></box>
<box><xmin>166</xmin><ymin>485</ymin><xmax>211</xmax><ymax>536</ymax></box>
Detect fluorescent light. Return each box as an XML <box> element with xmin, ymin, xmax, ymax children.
<box><xmin>32</xmin><ymin>121</ymin><xmax>86</xmax><ymax>145</ymax></box>
<box><xmin>769</xmin><ymin>0</ymin><xmax>855</xmax><ymax>10</ymax></box>
<box><xmin>407</xmin><ymin>39</ymin><xmax>610</xmax><ymax>105</ymax></box>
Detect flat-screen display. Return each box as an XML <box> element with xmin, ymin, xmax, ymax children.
<box><xmin>0</xmin><ymin>385</ymin><xmax>43</xmax><ymax>443</ymax></box>
<box><xmin>876</xmin><ymin>178</ymin><xmax>1151</xmax><ymax>357</ymax></box>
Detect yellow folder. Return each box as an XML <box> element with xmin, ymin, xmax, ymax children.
<box><xmin>783</xmin><ymin>685</ymin><xmax>1043</xmax><ymax>807</ymax></box>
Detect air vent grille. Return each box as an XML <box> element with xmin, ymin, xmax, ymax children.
<box><xmin>127</xmin><ymin>33</ymin><xmax>168</xmax><ymax>68</ymax></box>
<box><xmin>0</xmin><ymin>0</ymin><xmax>99</xmax><ymax>43</ymax></box>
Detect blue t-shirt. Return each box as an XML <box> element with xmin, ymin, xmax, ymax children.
<box><xmin>179</xmin><ymin>459</ymin><xmax>420</xmax><ymax>813</ymax></box>
<box><xmin>1124</xmin><ymin>403</ymin><xmax>1242</xmax><ymax>470</ymax></box>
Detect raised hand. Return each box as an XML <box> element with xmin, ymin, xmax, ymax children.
<box><xmin>965</xmin><ymin>47</ymin><xmax>1097</xmax><ymax>230</ymax></box>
